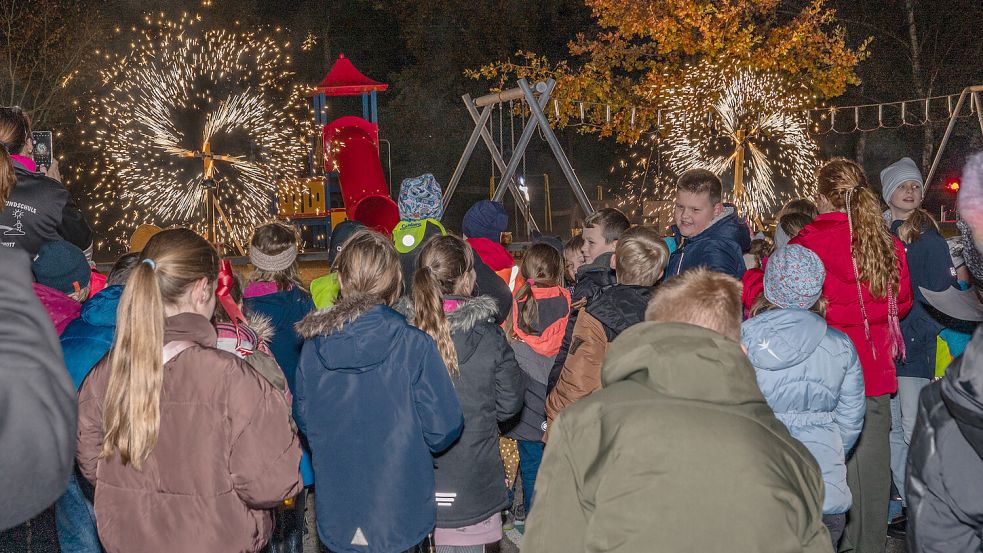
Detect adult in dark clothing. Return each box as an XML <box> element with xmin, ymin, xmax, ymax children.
<box><xmin>0</xmin><ymin>247</ymin><xmax>76</xmax><ymax>530</ymax></box>
<box><xmin>907</xmin><ymin>151</ymin><xmax>983</xmax><ymax>552</ymax></box>
<box><xmin>906</xmin><ymin>325</ymin><xmax>983</xmax><ymax>552</ymax></box>
<box><xmin>664</xmin><ymin>168</ymin><xmax>750</xmax><ymax>280</ymax></box>
<box><xmin>545</xmin><ymin>208</ymin><xmax>629</xmax><ymax>395</ymax></box>
<box><xmin>0</xmin><ymin>106</ymin><xmax>92</xmax><ymax>254</ymax></box>
<box><xmin>880</xmin><ymin>157</ymin><xmax>958</xmax><ymax>517</ymax></box>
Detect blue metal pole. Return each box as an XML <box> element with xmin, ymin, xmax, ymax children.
<box><xmin>362</xmin><ymin>93</ymin><xmax>369</xmax><ymax>121</ymax></box>
<box><xmin>371</xmin><ymin>91</ymin><xmax>378</xmax><ymax>123</ymax></box>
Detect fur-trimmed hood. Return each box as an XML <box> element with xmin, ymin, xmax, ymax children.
<box><xmin>296</xmin><ymin>294</ymin><xmax>412</xmax><ymax>373</ymax></box>
<box><xmin>394</xmin><ymin>295</ymin><xmax>498</xmax><ymax>335</ymax></box>
<box><xmin>295</xmin><ymin>294</ymin><xmax>383</xmax><ymax>339</ymax></box>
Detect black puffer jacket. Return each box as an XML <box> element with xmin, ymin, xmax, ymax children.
<box><xmin>398</xmin><ymin>295</ymin><xmax>524</xmax><ymax>528</ymax></box>
<box><xmin>907</xmin><ymin>325</ymin><xmax>983</xmax><ymax>552</ymax></box>
<box><xmin>546</xmin><ymin>253</ymin><xmax>617</xmax><ymax>394</ymax></box>
<box><xmin>584</xmin><ymin>284</ymin><xmax>653</xmax><ymax>342</ymax></box>
<box><xmin>0</xmin><ymin>160</ymin><xmax>92</xmax><ymax>254</ymax></box>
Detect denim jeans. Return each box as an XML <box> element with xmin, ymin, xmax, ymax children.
<box><xmin>517</xmin><ymin>440</ymin><xmax>544</xmax><ymax>515</ymax></box>
<box><xmin>889</xmin><ymin>377</ymin><xmax>929</xmax><ymax>506</ymax></box>
<box><xmin>55</xmin><ymin>473</ymin><xmax>102</xmax><ymax>553</ymax></box>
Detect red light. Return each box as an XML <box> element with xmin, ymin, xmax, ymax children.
<box><xmin>946</xmin><ymin>180</ymin><xmax>960</xmax><ymax>193</ymax></box>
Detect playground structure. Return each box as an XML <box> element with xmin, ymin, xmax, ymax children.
<box><xmin>444</xmin><ymin>78</ymin><xmax>595</xmax><ymax>233</ymax></box>
<box><xmin>280</xmin><ymin>58</ymin><xmax>593</xmax><ymax>245</ymax></box>
<box><xmin>279</xmin><ymin>54</ymin><xmax>399</xmax><ymax>243</ymax></box>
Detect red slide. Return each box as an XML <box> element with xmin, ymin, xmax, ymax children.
<box><xmin>323</xmin><ymin>115</ymin><xmax>400</xmax><ymax>234</ymax></box>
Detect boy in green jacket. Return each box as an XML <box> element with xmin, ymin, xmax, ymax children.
<box><xmin>523</xmin><ymin>268</ymin><xmax>829</xmax><ymax>553</ymax></box>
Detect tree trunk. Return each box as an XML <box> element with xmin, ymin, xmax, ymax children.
<box><xmin>905</xmin><ymin>0</ymin><xmax>934</xmax><ymax>174</ymax></box>
<box><xmin>855</xmin><ymin>131</ymin><xmax>867</xmax><ymax>167</ymax></box>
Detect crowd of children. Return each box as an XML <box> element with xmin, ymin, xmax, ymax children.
<box><xmin>3</xmin><ymin>95</ymin><xmax>983</xmax><ymax>553</ymax></box>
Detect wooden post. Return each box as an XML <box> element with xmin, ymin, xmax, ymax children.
<box><xmin>733</xmin><ymin>129</ymin><xmax>746</xmax><ymax>205</ymax></box>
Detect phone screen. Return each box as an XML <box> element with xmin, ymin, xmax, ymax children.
<box><xmin>31</xmin><ymin>131</ymin><xmax>53</xmax><ymax>168</ymax></box>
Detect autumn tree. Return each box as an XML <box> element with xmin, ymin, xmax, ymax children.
<box><xmin>473</xmin><ymin>0</ymin><xmax>869</xmax><ymax>142</ymax></box>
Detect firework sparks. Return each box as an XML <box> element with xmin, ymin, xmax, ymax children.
<box><xmin>80</xmin><ymin>14</ymin><xmax>310</xmax><ymax>252</ymax></box>
<box><xmin>663</xmin><ymin>63</ymin><xmax>819</xmax><ymax>220</ymax></box>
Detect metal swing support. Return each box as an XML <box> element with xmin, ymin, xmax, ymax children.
<box><xmin>925</xmin><ymin>85</ymin><xmax>983</xmax><ymax>190</ymax></box>
<box><xmin>442</xmin><ymin>78</ymin><xmax>594</xmax><ymax>232</ymax></box>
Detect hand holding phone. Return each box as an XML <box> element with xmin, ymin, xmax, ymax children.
<box><xmin>31</xmin><ymin>131</ymin><xmax>53</xmax><ymax>169</ymax></box>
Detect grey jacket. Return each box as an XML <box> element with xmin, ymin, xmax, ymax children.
<box><xmin>0</xmin><ymin>248</ymin><xmax>77</xmax><ymax>530</ymax></box>
<box><xmin>907</xmin><ymin>325</ymin><xmax>983</xmax><ymax>552</ymax></box>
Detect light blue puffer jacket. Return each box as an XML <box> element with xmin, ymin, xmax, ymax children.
<box><xmin>741</xmin><ymin>308</ymin><xmax>866</xmax><ymax>515</ymax></box>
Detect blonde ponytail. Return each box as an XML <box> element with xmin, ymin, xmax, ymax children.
<box><xmin>411</xmin><ymin>235</ymin><xmax>474</xmax><ymax>377</ymax></box>
<box><xmin>100</xmin><ymin>228</ymin><xmax>219</xmax><ymax>470</ymax></box>
<box><xmin>897</xmin><ymin>207</ymin><xmax>939</xmax><ymax>244</ymax></box>
<box><xmin>101</xmin><ymin>261</ymin><xmax>165</xmax><ymax>469</ymax></box>
<box><xmin>412</xmin><ymin>266</ymin><xmax>459</xmax><ymax>376</ymax></box>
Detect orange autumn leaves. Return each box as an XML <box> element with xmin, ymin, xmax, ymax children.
<box><xmin>469</xmin><ymin>0</ymin><xmax>868</xmax><ymax>143</ymax></box>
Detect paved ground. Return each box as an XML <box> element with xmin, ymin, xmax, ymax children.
<box><xmin>0</xmin><ymin>507</ymin><xmax>908</xmax><ymax>552</ymax></box>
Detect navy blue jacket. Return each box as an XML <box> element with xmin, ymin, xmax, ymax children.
<box><xmin>59</xmin><ymin>285</ymin><xmax>123</xmax><ymax>390</ymax></box>
<box><xmin>244</xmin><ymin>286</ymin><xmax>314</xmax><ymax>412</ymax></box>
<box><xmin>665</xmin><ymin>205</ymin><xmax>750</xmax><ymax>280</ymax></box>
<box><xmin>295</xmin><ymin>297</ymin><xmax>464</xmax><ymax>553</ymax></box>
<box><xmin>890</xmin><ymin>219</ymin><xmax>957</xmax><ymax>379</ymax></box>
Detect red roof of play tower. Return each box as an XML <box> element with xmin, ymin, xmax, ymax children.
<box><xmin>311</xmin><ymin>54</ymin><xmax>389</xmax><ymax>97</ymax></box>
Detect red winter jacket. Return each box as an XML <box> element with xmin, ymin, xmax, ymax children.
<box><xmin>791</xmin><ymin>212</ymin><xmax>913</xmax><ymax>397</ymax></box>
<box><xmin>741</xmin><ymin>258</ymin><xmax>767</xmax><ymax>319</ymax></box>
<box><xmin>467</xmin><ymin>237</ymin><xmax>514</xmax><ymax>272</ymax></box>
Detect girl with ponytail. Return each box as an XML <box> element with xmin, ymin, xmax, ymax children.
<box><xmin>879</xmin><ymin>157</ymin><xmax>958</xmax><ymax>521</ymax></box>
<box><xmin>503</xmin><ymin>243</ymin><xmax>571</xmax><ymax>518</ymax></box>
<box><xmin>397</xmin><ymin>234</ymin><xmax>523</xmax><ymax>553</ymax></box>
<box><xmin>295</xmin><ymin>230</ymin><xmax>464</xmax><ymax>553</ymax></box>
<box><xmin>75</xmin><ymin>228</ymin><xmax>302</xmax><ymax>553</ymax></box>
<box><xmin>790</xmin><ymin>158</ymin><xmax>913</xmax><ymax>553</ymax></box>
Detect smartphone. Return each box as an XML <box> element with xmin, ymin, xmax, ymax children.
<box><xmin>31</xmin><ymin>131</ymin><xmax>53</xmax><ymax>168</ymax></box>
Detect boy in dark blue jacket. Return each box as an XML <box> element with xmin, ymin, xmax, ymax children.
<box><xmin>664</xmin><ymin>168</ymin><xmax>750</xmax><ymax>280</ymax></box>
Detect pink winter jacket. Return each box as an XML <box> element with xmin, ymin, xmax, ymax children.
<box><xmin>33</xmin><ymin>283</ymin><xmax>81</xmax><ymax>335</ymax></box>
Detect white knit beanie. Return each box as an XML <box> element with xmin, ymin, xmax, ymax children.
<box><xmin>880</xmin><ymin>157</ymin><xmax>924</xmax><ymax>204</ymax></box>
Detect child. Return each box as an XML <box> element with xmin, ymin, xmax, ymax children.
<box><xmin>546</xmin><ymin>226</ymin><xmax>668</xmax><ymax>429</ymax></box>
<box><xmin>523</xmin><ymin>268</ymin><xmax>828</xmax><ymax>552</ymax></box>
<box><xmin>31</xmin><ymin>240</ymin><xmax>91</xmax><ymax>334</ymax></box>
<box><xmin>243</xmin><ymin>222</ymin><xmax>315</xmax><ymax>412</ymax></box>
<box><xmin>399</xmin><ymin>234</ymin><xmax>524</xmax><ymax>552</ymax></box>
<box><xmin>310</xmin><ymin>220</ymin><xmax>365</xmax><ymax>309</ymax></box>
<box><xmin>742</xmin><ymin>245</ymin><xmax>866</xmax><ymax>548</ymax></box>
<box><xmin>791</xmin><ymin>158</ymin><xmax>913</xmax><ymax>551</ymax></box>
<box><xmin>742</xmin><ymin>210</ymin><xmax>815</xmax><ymax>318</ymax></box>
<box><xmin>503</xmin><ymin>243</ymin><xmax>572</xmax><ymax>517</ymax></box>
<box><xmin>76</xmin><ymin>228</ymin><xmax>302</xmax><ymax>553</ymax></box>
<box><xmin>665</xmin><ymin>168</ymin><xmax>750</xmax><ymax>280</ymax></box>
<box><xmin>562</xmin><ymin>235</ymin><xmax>586</xmax><ymax>288</ymax></box>
<box><xmin>295</xmin><ymin>230</ymin><xmax>464</xmax><ymax>553</ymax></box>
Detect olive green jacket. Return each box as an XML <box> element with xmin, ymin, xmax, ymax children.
<box><xmin>523</xmin><ymin>322</ymin><xmax>830</xmax><ymax>553</ymax></box>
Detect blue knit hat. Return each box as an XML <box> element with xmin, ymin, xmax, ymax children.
<box><xmin>398</xmin><ymin>174</ymin><xmax>443</xmax><ymax>222</ymax></box>
<box><xmin>32</xmin><ymin>240</ymin><xmax>91</xmax><ymax>294</ymax></box>
<box><xmin>764</xmin><ymin>245</ymin><xmax>825</xmax><ymax>309</ymax></box>
<box><xmin>463</xmin><ymin>200</ymin><xmax>509</xmax><ymax>242</ymax></box>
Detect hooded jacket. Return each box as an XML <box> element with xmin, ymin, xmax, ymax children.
<box><xmin>76</xmin><ymin>313</ymin><xmax>303</xmax><ymax>553</ymax></box>
<box><xmin>397</xmin><ymin>295</ymin><xmax>524</xmax><ymax>528</ymax></box>
<box><xmin>791</xmin><ymin>212</ymin><xmax>913</xmax><ymax>396</ymax></box>
<box><xmin>665</xmin><ymin>205</ymin><xmax>751</xmax><ymax>280</ymax></box>
<box><xmin>59</xmin><ymin>285</ymin><xmax>123</xmax><ymax>390</ymax></box>
<box><xmin>243</xmin><ymin>285</ymin><xmax>315</xmax><ymax>418</ymax></box>
<box><xmin>0</xmin><ymin>159</ymin><xmax>93</xmax><ymax>254</ymax></box>
<box><xmin>523</xmin><ymin>322</ymin><xmax>830</xmax><ymax>553</ymax></box>
<box><xmin>0</xmin><ymin>248</ymin><xmax>76</xmax><ymax>530</ymax></box>
<box><xmin>545</xmin><ymin>284</ymin><xmax>652</xmax><ymax>429</ymax></box>
<box><xmin>906</xmin><ymin>326</ymin><xmax>983</xmax><ymax>552</ymax></box>
<box><xmin>741</xmin><ymin>308</ymin><xmax>866</xmax><ymax>514</ymax></box>
<box><xmin>546</xmin><ymin>252</ymin><xmax>617</xmax><ymax>395</ymax></box>
<box><xmin>505</xmin><ymin>286</ymin><xmax>571</xmax><ymax>442</ymax></box>
<box><xmin>33</xmin><ymin>283</ymin><xmax>82</xmax><ymax>335</ymax></box>
<box><xmin>295</xmin><ymin>297</ymin><xmax>464</xmax><ymax>553</ymax></box>
<box><xmin>888</xmin><ymin>219</ymin><xmax>957</xmax><ymax>379</ymax></box>
<box><xmin>467</xmin><ymin>237</ymin><xmax>514</xmax><ymax>273</ymax></box>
